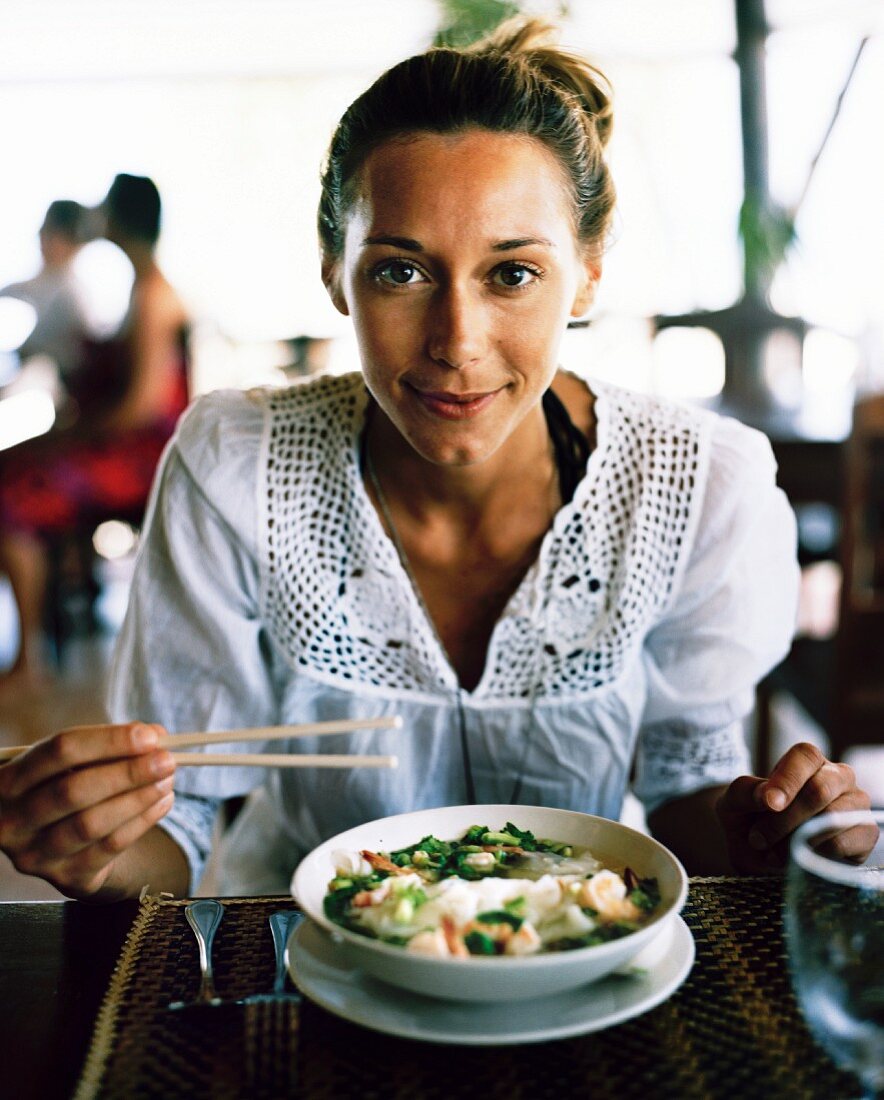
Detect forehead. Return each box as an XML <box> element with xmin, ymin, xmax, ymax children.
<box><xmin>347</xmin><ymin>130</ymin><xmax>577</xmax><ymax>247</ymax></box>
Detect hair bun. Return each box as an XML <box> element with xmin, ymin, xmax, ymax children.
<box><xmin>473</xmin><ymin>16</ymin><xmax>613</xmax><ymax>149</ymax></box>
<box><xmin>320</xmin><ymin>13</ymin><xmax>616</xmax><ymax>258</ymax></box>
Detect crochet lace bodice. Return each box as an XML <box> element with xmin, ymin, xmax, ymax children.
<box><xmin>262</xmin><ymin>373</ymin><xmax>707</xmax><ymax>703</ymax></box>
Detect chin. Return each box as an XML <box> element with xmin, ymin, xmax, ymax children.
<box><xmin>403</xmin><ymin>425</ymin><xmax>500</xmax><ymax>468</ymax></box>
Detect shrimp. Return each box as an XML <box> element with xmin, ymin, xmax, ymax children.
<box><xmin>578</xmin><ymin>870</ymin><xmax>642</xmax><ymax>921</ymax></box>
<box><xmin>352</xmin><ymin>880</ymin><xmax>392</xmax><ymax>907</ymax></box>
<box><xmin>440</xmin><ymin>915</ymin><xmax>470</xmax><ymax>958</ymax></box>
<box><xmin>465</xmin><ymin>919</ymin><xmax>514</xmax><ymax>947</ymax></box>
<box><xmin>361</xmin><ymin>849</ymin><xmax>410</xmax><ymax>876</ymax></box>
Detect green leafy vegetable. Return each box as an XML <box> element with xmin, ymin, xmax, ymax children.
<box><xmin>476</xmin><ymin>909</ymin><xmax>524</xmax><ymax>930</ymax></box>
<box><xmin>464</xmin><ymin>930</ymin><xmax>496</xmax><ymax>955</ymax></box>
<box><xmin>547</xmin><ymin>921</ymin><xmax>638</xmax><ymax>951</ymax></box>
<box><xmin>323</xmin><ymin>882</ymin><xmax>362</xmax><ymax>925</ymax></box>
<box><xmin>502</xmin><ymin>822</ymin><xmax>539</xmax><ymax>850</ymax></box>
<box><xmin>628</xmin><ymin>877</ymin><xmax>661</xmax><ymax>913</ymax></box>
<box><xmin>480</xmin><ymin>830</ymin><xmax>523</xmax><ymax>846</ymax></box>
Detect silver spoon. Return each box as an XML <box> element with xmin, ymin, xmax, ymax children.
<box><xmin>168</xmin><ymin>899</ymin><xmax>225</xmax><ymax>1010</ymax></box>
<box><xmin>240</xmin><ymin>909</ymin><xmax>304</xmax><ymax>1004</ymax></box>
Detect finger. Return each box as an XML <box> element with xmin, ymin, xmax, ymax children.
<box><xmin>32</xmin><ymin>776</ymin><xmax>176</xmax><ymax>863</ymax></box>
<box><xmin>756</xmin><ymin>742</ymin><xmax>827</xmax><ymax>812</ymax></box>
<box><xmin>2</xmin><ymin>749</ymin><xmax>176</xmax><ymax>846</ymax></box>
<box><xmin>716</xmin><ymin>775</ymin><xmax>764</xmax><ymax>819</ymax></box>
<box><xmin>15</xmin><ymin>788</ymin><xmax>175</xmax><ymax>892</ymax></box>
<box><xmin>0</xmin><ymin>723</ymin><xmax>165</xmax><ymax>800</ymax></box>
<box><xmin>751</xmin><ymin>784</ymin><xmax>871</xmax><ymax>853</ymax></box>
<box><xmin>815</xmin><ymin>822</ymin><xmax>880</xmax><ymax>863</ymax></box>
<box><xmin>49</xmin><ymin>789</ymin><xmax>176</xmax><ymax>889</ymax></box>
<box><xmin>799</xmin><ymin>761</ymin><xmax>859</xmax><ymax>816</ymax></box>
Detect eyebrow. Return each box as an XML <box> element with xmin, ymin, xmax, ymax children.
<box><xmin>361</xmin><ymin>235</ymin><xmax>556</xmax><ymax>252</ymax></box>
<box><xmin>492</xmin><ymin>237</ymin><xmax>555</xmax><ymax>251</ymax></box>
<box><xmin>363</xmin><ymin>235</ymin><xmax>423</xmax><ymax>251</ymax></box>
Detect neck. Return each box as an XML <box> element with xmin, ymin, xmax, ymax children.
<box><xmin>365</xmin><ymin>400</ymin><xmax>557</xmax><ymax>523</ymax></box>
<box><xmin>122</xmin><ymin>241</ymin><xmax>156</xmax><ymax>277</ymax></box>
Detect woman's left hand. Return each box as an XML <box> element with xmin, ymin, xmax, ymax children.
<box><xmin>715</xmin><ymin>741</ymin><xmax>877</xmax><ymax>874</ymax></box>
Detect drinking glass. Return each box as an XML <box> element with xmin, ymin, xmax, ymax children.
<box><xmin>785</xmin><ymin>809</ymin><xmax>884</xmax><ymax>1098</ymax></box>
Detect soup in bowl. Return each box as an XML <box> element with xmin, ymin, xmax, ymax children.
<box><xmin>292</xmin><ymin>804</ymin><xmax>688</xmax><ymax>1002</ymax></box>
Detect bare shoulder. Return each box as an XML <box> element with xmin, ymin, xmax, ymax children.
<box><xmin>133</xmin><ymin>268</ymin><xmax>189</xmax><ymax>327</ymax></box>
<box><xmin>551</xmin><ymin>369</ymin><xmax>596</xmax><ymax>445</ymax></box>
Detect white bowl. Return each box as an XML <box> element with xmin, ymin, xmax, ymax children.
<box><xmin>292</xmin><ymin>804</ymin><xmax>688</xmax><ymax>1003</ymax></box>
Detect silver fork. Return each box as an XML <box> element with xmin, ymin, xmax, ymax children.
<box><xmin>243</xmin><ymin>910</ymin><xmax>304</xmax><ymax>1093</ymax></box>
<box><xmin>241</xmin><ymin>909</ymin><xmax>304</xmax><ymax>1004</ymax></box>
<box><xmin>168</xmin><ymin>899</ymin><xmax>225</xmax><ymax>1010</ymax></box>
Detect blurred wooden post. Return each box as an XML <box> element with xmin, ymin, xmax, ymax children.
<box><xmin>735</xmin><ymin>0</ymin><xmax>770</xmax><ymax>302</ymax></box>
<box><xmin>728</xmin><ymin>0</ymin><xmax>773</xmax><ymax>412</ymax></box>
<box><xmin>655</xmin><ymin>0</ymin><xmax>796</xmax><ymax>423</ymax></box>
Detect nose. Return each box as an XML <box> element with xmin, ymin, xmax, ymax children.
<box><xmin>425</xmin><ymin>285</ymin><xmax>486</xmax><ymax>369</ymax></box>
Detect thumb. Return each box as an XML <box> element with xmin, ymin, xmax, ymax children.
<box><xmin>717</xmin><ymin>775</ymin><xmax>764</xmax><ymax>818</ymax></box>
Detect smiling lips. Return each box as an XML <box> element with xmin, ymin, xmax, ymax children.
<box><xmin>409</xmin><ymin>385</ymin><xmax>502</xmax><ymax>420</ymax></box>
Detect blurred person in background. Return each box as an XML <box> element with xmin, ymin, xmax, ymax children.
<box><xmin>0</xmin><ymin>199</ymin><xmax>97</xmax><ymax>381</ymax></box>
<box><xmin>0</xmin><ymin>174</ymin><xmax>190</xmax><ymax>695</ymax></box>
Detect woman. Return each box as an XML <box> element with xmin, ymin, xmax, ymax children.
<box><xmin>1</xmin><ymin>199</ymin><xmax>96</xmax><ymax>379</ymax></box>
<box><xmin>0</xmin><ymin>20</ymin><xmax>873</xmax><ymax>901</ymax></box>
<box><xmin>0</xmin><ymin>174</ymin><xmax>189</xmax><ymax>693</ymax></box>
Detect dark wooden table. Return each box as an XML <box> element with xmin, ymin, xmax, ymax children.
<box><xmin>0</xmin><ymin>900</ymin><xmax>137</xmax><ymax>1100</ymax></box>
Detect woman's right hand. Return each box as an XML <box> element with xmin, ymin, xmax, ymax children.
<box><xmin>0</xmin><ymin>722</ymin><xmax>176</xmax><ymax>900</ymax></box>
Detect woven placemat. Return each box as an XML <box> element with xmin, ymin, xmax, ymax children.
<box><xmin>75</xmin><ymin>879</ymin><xmax>860</xmax><ymax>1100</ymax></box>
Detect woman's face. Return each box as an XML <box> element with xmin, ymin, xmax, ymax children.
<box><xmin>325</xmin><ymin>129</ymin><xmax>598</xmax><ymax>468</ymax></box>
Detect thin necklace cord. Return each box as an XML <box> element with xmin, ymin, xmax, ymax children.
<box><xmin>360</xmin><ymin>387</ymin><xmax>591</xmax><ymax>804</ymax></box>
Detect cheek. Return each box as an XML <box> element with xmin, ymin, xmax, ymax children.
<box><xmin>350</xmin><ymin>301</ymin><xmax>394</xmax><ymax>365</ymax></box>
<box><xmin>498</xmin><ymin>296</ymin><xmax>570</xmax><ymax>363</ymax></box>
<box><xmin>351</xmin><ymin>293</ymin><xmax>421</xmax><ymax>358</ymax></box>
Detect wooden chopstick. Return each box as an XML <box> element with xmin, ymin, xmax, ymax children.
<box><xmin>0</xmin><ymin>716</ymin><xmax>402</xmax><ymax>764</ymax></box>
<box><xmin>171</xmin><ymin>753</ymin><xmax>398</xmax><ymax>769</ymax></box>
<box><xmin>161</xmin><ymin>716</ymin><xmax>401</xmax><ymax>751</ymax></box>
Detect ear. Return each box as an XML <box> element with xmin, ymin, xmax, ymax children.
<box><xmin>321</xmin><ymin>255</ymin><xmax>350</xmax><ymax>317</ymax></box>
<box><xmin>570</xmin><ymin>255</ymin><xmax>602</xmax><ymax>319</ymax></box>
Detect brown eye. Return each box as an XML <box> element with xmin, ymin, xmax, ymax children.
<box><xmin>376</xmin><ymin>260</ymin><xmax>425</xmax><ymax>286</ymax></box>
<box><xmin>493</xmin><ymin>264</ymin><xmax>539</xmax><ymax>289</ymax></box>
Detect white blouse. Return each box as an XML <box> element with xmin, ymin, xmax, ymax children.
<box><xmin>107</xmin><ymin>372</ymin><xmax>799</xmax><ymax>893</ymax></box>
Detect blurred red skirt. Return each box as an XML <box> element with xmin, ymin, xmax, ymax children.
<box><xmin>0</xmin><ymin>423</ymin><xmax>173</xmax><ymax>537</ymax></box>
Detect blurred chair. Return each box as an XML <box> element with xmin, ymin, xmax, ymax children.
<box><xmin>756</xmin><ymin>392</ymin><xmax>884</xmax><ymax>771</ymax></box>
<box><xmin>830</xmin><ymin>393</ymin><xmax>884</xmax><ymax>760</ymax></box>
<box><xmin>44</xmin><ymin>505</ymin><xmax>143</xmax><ymax>664</ymax></box>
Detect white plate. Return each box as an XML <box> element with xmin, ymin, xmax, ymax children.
<box><xmin>290</xmin><ymin>914</ymin><xmax>695</xmax><ymax>1045</ymax></box>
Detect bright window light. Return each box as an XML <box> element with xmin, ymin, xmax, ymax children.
<box><xmin>803</xmin><ymin>327</ymin><xmax>859</xmax><ymax>395</ymax></box>
<box><xmin>559</xmin><ymin>317</ymin><xmax>655</xmax><ymax>394</ymax></box>
<box><xmin>652</xmin><ymin>327</ymin><xmax>726</xmax><ymax>399</ymax></box>
<box><xmin>763</xmin><ymin>328</ymin><xmax>804</xmax><ymax>408</ymax></box>
<box><xmin>0</xmin><ymin>296</ymin><xmax>36</xmax><ymax>351</ymax></box>
<box><xmin>72</xmin><ymin>241</ymin><xmax>133</xmax><ymax>336</ymax></box>
<box><xmin>93</xmin><ymin>520</ymin><xmax>138</xmax><ymax>561</ymax></box>
<box><xmin>0</xmin><ymin>389</ymin><xmax>55</xmax><ymax>450</ymax></box>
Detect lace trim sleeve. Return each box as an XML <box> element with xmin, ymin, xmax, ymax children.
<box><xmin>634</xmin><ymin>414</ymin><xmax>798</xmax><ymax>812</ymax></box>
<box><xmin>633</xmin><ymin>718</ymin><xmax>751</xmax><ymax>815</ymax></box>
<box><xmin>157</xmin><ymin>793</ymin><xmax>222</xmax><ymax>893</ymax></box>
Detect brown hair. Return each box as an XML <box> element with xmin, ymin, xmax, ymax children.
<box><xmin>318</xmin><ymin>17</ymin><xmax>615</xmax><ymax>259</ymax></box>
